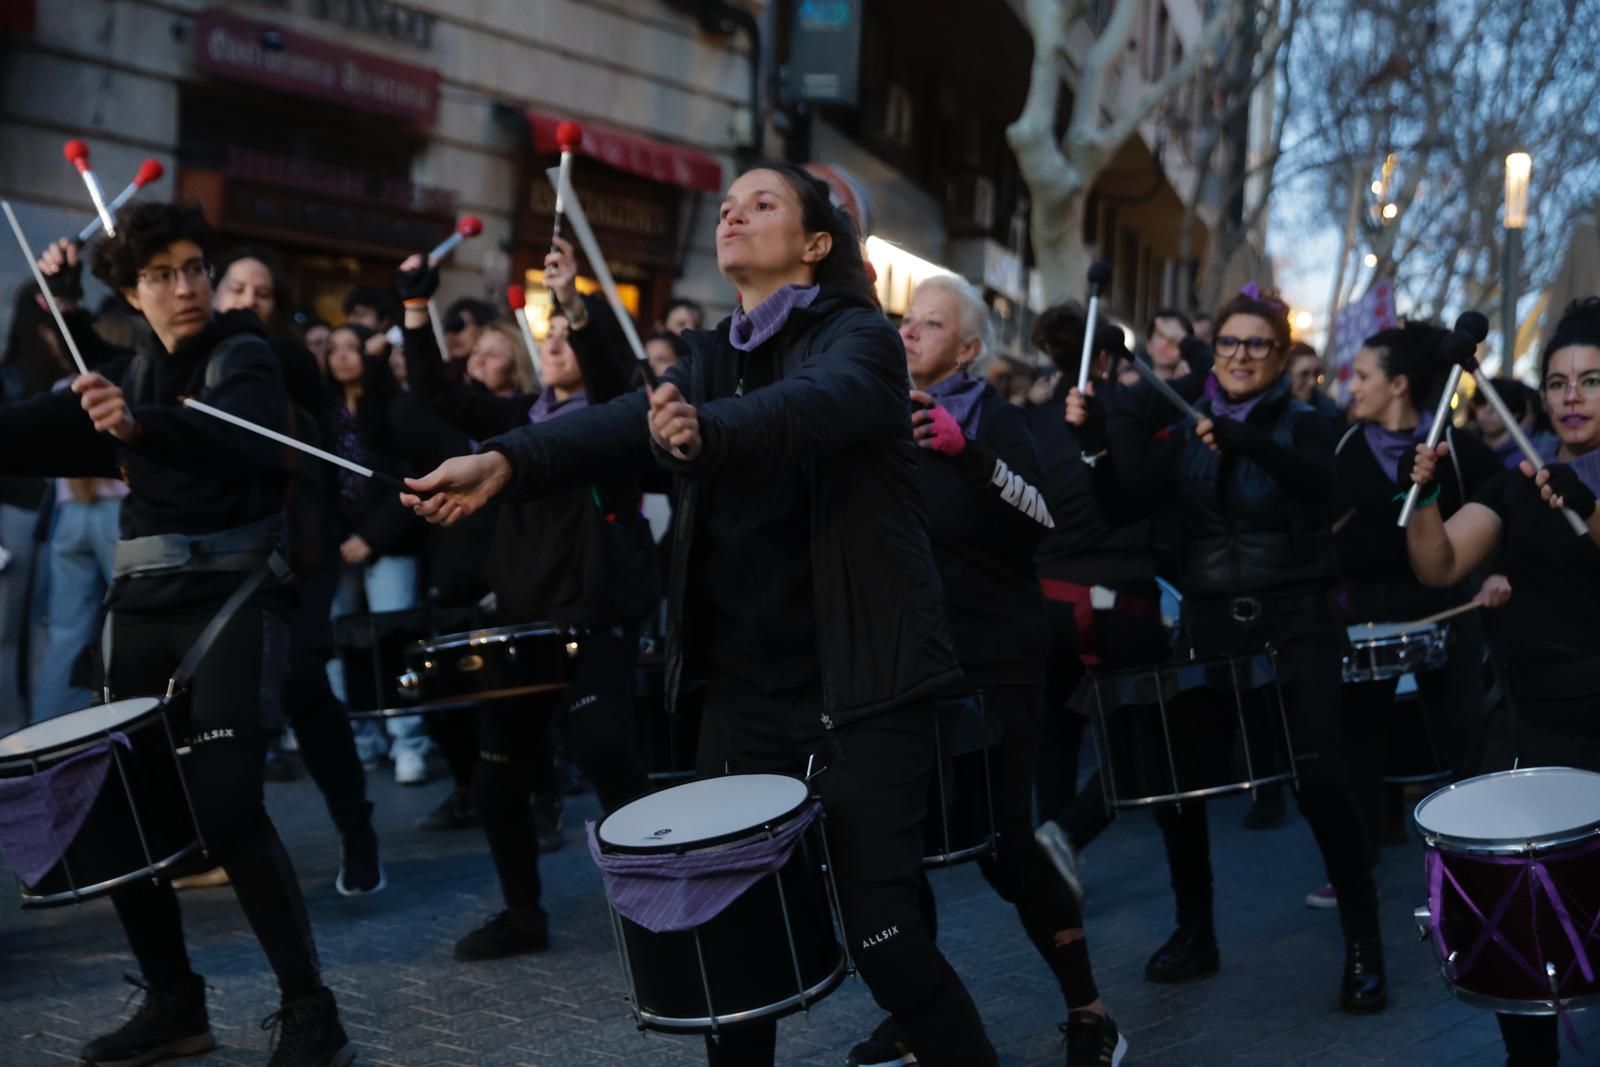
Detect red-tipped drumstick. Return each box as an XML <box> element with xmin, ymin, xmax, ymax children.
<box><xmin>506</xmin><ymin>284</ymin><xmax>543</xmax><ymax>387</ymax></box>
<box><xmin>427</xmin><ymin>215</ymin><xmax>483</xmax><ymax>266</ymax></box>
<box><xmin>552</xmin><ymin>121</ymin><xmax>583</xmax><ymax>248</ymax></box>
<box><xmin>63</xmin><ymin>140</ymin><xmax>116</xmax><ymax>239</ymax></box>
<box><xmin>77</xmin><ymin>158</ymin><xmax>164</xmax><ymax>243</ymax></box>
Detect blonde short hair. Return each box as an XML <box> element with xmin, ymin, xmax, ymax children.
<box><xmin>910</xmin><ymin>274</ymin><xmax>992</xmax><ymax>365</ymax></box>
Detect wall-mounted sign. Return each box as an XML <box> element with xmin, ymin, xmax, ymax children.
<box><xmin>255</xmin><ymin>0</ymin><xmax>437</xmax><ymax>50</ymax></box>
<box><xmin>783</xmin><ymin>0</ymin><xmax>862</xmax><ymax>106</ymax></box>
<box><xmin>194</xmin><ymin>8</ymin><xmax>439</xmax><ymax>124</ymax></box>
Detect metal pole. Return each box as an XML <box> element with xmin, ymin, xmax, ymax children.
<box><xmin>1501</xmin><ymin>227</ymin><xmax>1521</xmax><ymax>374</ymax></box>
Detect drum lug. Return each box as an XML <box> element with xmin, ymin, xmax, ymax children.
<box><xmin>1443</xmin><ymin>950</ymin><xmax>1459</xmax><ymax>981</ymax></box>
<box><xmin>1546</xmin><ymin>961</ymin><xmax>1560</xmax><ymax>998</ymax></box>
<box><xmin>1412</xmin><ymin>905</ymin><xmax>1432</xmax><ymax>941</ymax></box>
<box><xmin>506</xmin><ymin>644</ymin><xmax>518</xmax><ymax>663</ymax></box>
<box><xmin>565</xmin><ymin>638</ymin><xmax>581</xmax><ymax>658</ymax></box>
<box><xmin>398</xmin><ymin>670</ymin><xmax>420</xmax><ymax>692</ymax></box>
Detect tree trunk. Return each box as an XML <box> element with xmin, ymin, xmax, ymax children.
<box><xmin>1031</xmin><ymin>193</ymin><xmax>1090</xmax><ymax>306</ymax></box>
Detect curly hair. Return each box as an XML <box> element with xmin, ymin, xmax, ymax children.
<box><xmin>88</xmin><ymin>201</ymin><xmax>216</xmax><ymax>293</ymax></box>
<box><xmin>1542</xmin><ymin>297</ymin><xmax>1600</xmax><ymax>377</ymax></box>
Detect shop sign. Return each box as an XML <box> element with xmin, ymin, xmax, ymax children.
<box><xmin>255</xmin><ymin>0</ymin><xmax>438</xmax><ymax>50</ymax></box>
<box><xmin>784</xmin><ymin>0</ymin><xmax>862</xmax><ymax>106</ymax></box>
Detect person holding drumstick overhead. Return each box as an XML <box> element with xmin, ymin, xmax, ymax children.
<box><xmin>393</xmin><ymin>236</ymin><xmax>655</xmax><ymax>962</ymax></box>
<box><xmin>1066</xmin><ymin>286</ymin><xmax>1388</xmax><ymax>1012</ymax></box>
<box><xmin>1405</xmin><ymin>298</ymin><xmax>1600</xmax><ymax>1067</ymax></box>
<box><xmin>0</xmin><ymin>202</ymin><xmax>351</xmax><ymax>1066</ymax></box>
<box><xmin>401</xmin><ymin>162</ymin><xmax>998</xmax><ymax>1067</ymax></box>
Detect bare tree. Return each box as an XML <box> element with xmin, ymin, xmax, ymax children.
<box><xmin>1008</xmin><ymin>0</ymin><xmax>1237</xmax><ymax>305</ymax></box>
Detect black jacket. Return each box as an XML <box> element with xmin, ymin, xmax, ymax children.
<box><xmin>915</xmin><ymin>385</ymin><xmax>1053</xmax><ymax>688</ymax></box>
<box><xmin>484</xmin><ymin>287</ymin><xmax>961</xmax><ymax>728</ymax></box>
<box><xmin>403</xmin><ymin>295</ymin><xmax>656</xmax><ymax>625</ymax></box>
<box><xmin>1100</xmin><ymin>374</ymin><xmax>1338</xmax><ymax>598</ymax></box>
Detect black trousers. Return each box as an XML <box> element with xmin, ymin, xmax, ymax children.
<box><xmin>971</xmin><ymin>686</ymin><xmax>1098</xmax><ymax>1008</ymax></box>
<box><xmin>107</xmin><ymin>582</ymin><xmax>323</xmax><ymax>1002</ymax></box>
<box><xmin>695</xmin><ymin>677</ymin><xmax>997</xmax><ymax>1067</ymax></box>
<box><xmin>283</xmin><ymin>561</ymin><xmax>372</xmax><ymax>840</ymax></box>
<box><xmin>1482</xmin><ymin>706</ymin><xmax>1600</xmax><ymax>1065</ymax></box>
<box><xmin>1155</xmin><ymin>608</ymin><xmax>1380</xmax><ymax>943</ymax></box>
<box><xmin>472</xmin><ymin>625</ymin><xmax>648</xmax><ymax>912</ymax></box>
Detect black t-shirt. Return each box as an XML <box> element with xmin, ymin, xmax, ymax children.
<box><xmin>699</xmin><ymin>344</ymin><xmax>820</xmax><ymax>694</ymax></box>
<box><xmin>1472</xmin><ymin>470</ymin><xmax>1600</xmax><ymax>668</ymax></box>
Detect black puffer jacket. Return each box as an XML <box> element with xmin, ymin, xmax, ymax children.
<box><xmin>486</xmin><ymin>287</ymin><xmax>960</xmax><ymax>729</ymax></box>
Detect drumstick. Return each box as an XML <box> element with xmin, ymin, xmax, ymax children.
<box><xmin>77</xmin><ymin>159</ymin><xmax>163</xmax><ymax>243</ymax></box>
<box><xmin>548</xmin><ymin>165</ymin><xmax>658</xmax><ymax>389</ymax></box>
<box><xmin>1126</xmin><ymin>354</ymin><xmax>1203</xmax><ymax>424</ymax></box>
<box><xmin>1399</xmin><ymin>312</ymin><xmax>1485</xmax><ymax>528</ymax></box>
<box><xmin>507</xmin><ymin>285</ymin><xmax>543</xmax><ymax>388</ymax></box>
<box><xmin>1397</xmin><ymin>364</ymin><xmax>1464</xmax><ymax>528</ymax></box>
<box><xmin>552</xmin><ymin>121</ymin><xmax>583</xmax><ymax>249</ymax></box>
<box><xmin>426</xmin><ymin>215</ymin><xmax>483</xmax><ymax>266</ymax></box>
<box><xmin>1474</xmin><ymin>374</ymin><xmax>1589</xmax><ymax>536</ymax></box>
<box><xmin>63</xmin><ymin>140</ymin><xmax>116</xmax><ymax>238</ymax></box>
<box><xmin>1407</xmin><ymin>601</ymin><xmax>1480</xmax><ymax>628</ymax></box>
<box><xmin>2</xmin><ymin>200</ymin><xmax>91</xmax><ymax>376</ymax></box>
<box><xmin>181</xmin><ymin>397</ymin><xmax>413</xmax><ymax>495</ymax></box>
<box><xmin>1331</xmin><ymin>508</ymin><xmax>1357</xmax><ymax>534</ymax></box>
<box><xmin>1076</xmin><ymin>261</ymin><xmax>1111</xmax><ymax>391</ymax></box>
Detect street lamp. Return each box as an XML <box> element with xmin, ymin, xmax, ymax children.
<box><xmin>1503</xmin><ymin>151</ymin><xmax>1532</xmax><ymax>368</ymax></box>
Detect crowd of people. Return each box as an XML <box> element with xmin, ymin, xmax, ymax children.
<box><xmin>0</xmin><ymin>157</ymin><xmax>1595</xmax><ymax>1067</ymax></box>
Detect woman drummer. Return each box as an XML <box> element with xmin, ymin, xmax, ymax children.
<box><xmin>1326</xmin><ymin>322</ymin><xmax>1501</xmax><ymax>905</ymax></box>
<box><xmin>1067</xmin><ymin>286</ymin><xmax>1387</xmax><ymax>1012</ymax></box>
<box><xmin>1405</xmin><ymin>297</ymin><xmax>1600</xmax><ymax>1067</ymax></box>
<box><xmin>401</xmin><ymin>162</ymin><xmax>999</xmax><ymax>1067</ymax></box>
<box><xmin>841</xmin><ymin>274</ymin><xmax>1124</xmax><ymax>1066</ymax></box>
<box><xmin>392</xmin><ymin>237</ymin><xmax>654</xmax><ymax>962</ymax></box>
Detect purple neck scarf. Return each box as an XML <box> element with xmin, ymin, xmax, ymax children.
<box><xmin>1204</xmin><ymin>373</ymin><xmax>1270</xmax><ymax>422</ymax></box>
<box><xmin>926</xmin><ymin>373</ymin><xmax>986</xmax><ymax>436</ymax></box>
<box><xmin>1567</xmin><ymin>449</ymin><xmax>1600</xmax><ymax>496</ymax></box>
<box><xmin>528</xmin><ymin>387</ymin><xmax>588</xmax><ymax>425</ymax></box>
<box><xmin>1363</xmin><ymin>411</ymin><xmax>1435</xmax><ymax>483</ymax></box>
<box><xmin>729</xmin><ymin>285</ymin><xmax>820</xmax><ymax>352</ymax></box>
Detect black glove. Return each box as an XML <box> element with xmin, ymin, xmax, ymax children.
<box><xmin>1396</xmin><ymin>443</ymin><xmax>1432</xmax><ymax>493</ymax></box>
<box><xmin>44</xmin><ymin>240</ymin><xmax>84</xmax><ymax>303</ymax></box>
<box><xmin>394</xmin><ymin>259</ymin><xmax>439</xmax><ymax>302</ymax></box>
<box><xmin>1073</xmin><ymin>391</ymin><xmax>1109</xmax><ymax>454</ymax></box>
<box><xmin>1540</xmin><ymin>463</ymin><xmax>1597</xmax><ymax>520</ymax></box>
<box><xmin>1208</xmin><ymin>417</ymin><xmax>1272</xmax><ymax>454</ymax></box>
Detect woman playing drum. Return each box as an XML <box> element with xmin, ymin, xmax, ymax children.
<box><xmin>1067</xmin><ymin>287</ymin><xmax>1387</xmax><ymax>1012</ymax></box>
<box><xmin>1329</xmin><ymin>322</ymin><xmax>1501</xmax><ymax>901</ymax></box>
<box><xmin>401</xmin><ymin>162</ymin><xmax>999</xmax><ymax>1067</ymax></box>
<box><xmin>1405</xmin><ymin>297</ymin><xmax>1600</xmax><ymax>1067</ymax></box>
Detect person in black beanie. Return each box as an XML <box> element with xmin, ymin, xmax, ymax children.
<box><xmin>392</xmin><ymin>235</ymin><xmax>655</xmax><ymax>962</ymax></box>
<box><xmin>399</xmin><ymin>162</ymin><xmax>998</xmax><ymax>1067</ymax></box>
<box><xmin>0</xmin><ymin>204</ymin><xmax>352</xmax><ymax>1066</ymax></box>
<box><xmin>1406</xmin><ymin>298</ymin><xmax>1600</xmax><ymax>1067</ymax></box>
<box><xmin>1068</xmin><ymin>287</ymin><xmax>1388</xmax><ymax>1014</ymax></box>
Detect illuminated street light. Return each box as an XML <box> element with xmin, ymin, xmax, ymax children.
<box><xmin>1381</xmin><ymin>203</ymin><xmax>1398</xmax><ymax>221</ymax></box>
<box><xmin>1504</xmin><ymin>152</ymin><xmax>1532</xmax><ymax>230</ymax></box>
<box><xmin>1363</xmin><ymin>253</ymin><xmax>1379</xmax><ymax>268</ymax></box>
<box><xmin>1502</xmin><ymin>151</ymin><xmax>1532</xmax><ymax>363</ymax></box>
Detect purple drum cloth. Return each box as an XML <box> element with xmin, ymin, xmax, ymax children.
<box><xmin>1428</xmin><ymin>838</ymin><xmax>1600</xmax><ymax>1043</ymax></box>
<box><xmin>0</xmin><ymin>734</ymin><xmax>129</xmax><ymax>885</ymax></box>
<box><xmin>587</xmin><ymin>802</ymin><xmax>821</xmax><ymax>934</ymax></box>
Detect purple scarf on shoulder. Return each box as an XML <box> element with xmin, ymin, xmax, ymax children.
<box><xmin>729</xmin><ymin>285</ymin><xmax>820</xmax><ymax>352</ymax></box>
<box><xmin>926</xmin><ymin>373</ymin><xmax>986</xmax><ymax>436</ymax></box>
<box><xmin>1363</xmin><ymin>411</ymin><xmax>1435</xmax><ymax>483</ymax></box>
<box><xmin>1567</xmin><ymin>449</ymin><xmax>1600</xmax><ymax>496</ymax></box>
<box><xmin>528</xmin><ymin>387</ymin><xmax>588</xmax><ymax>424</ymax></box>
<box><xmin>1203</xmin><ymin>373</ymin><xmax>1270</xmax><ymax>422</ymax></box>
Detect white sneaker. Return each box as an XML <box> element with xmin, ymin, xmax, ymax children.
<box><xmin>392</xmin><ymin>736</ymin><xmax>432</xmax><ymax>785</ymax></box>
<box><xmin>280</xmin><ymin>727</ymin><xmax>299</xmax><ymax>753</ymax></box>
<box><xmin>1035</xmin><ymin>819</ymin><xmax>1085</xmax><ymax>906</ymax></box>
<box><xmin>352</xmin><ymin>722</ymin><xmax>389</xmax><ymax>769</ymax></box>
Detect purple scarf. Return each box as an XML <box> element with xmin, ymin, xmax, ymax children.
<box><xmin>1363</xmin><ymin>411</ymin><xmax>1435</xmax><ymax>483</ymax></box>
<box><xmin>1204</xmin><ymin>373</ymin><xmax>1271</xmax><ymax>422</ymax></box>
<box><xmin>729</xmin><ymin>285</ymin><xmax>820</xmax><ymax>352</ymax></box>
<box><xmin>926</xmin><ymin>373</ymin><xmax>986</xmax><ymax>436</ymax></box>
<box><xmin>527</xmin><ymin>387</ymin><xmax>588</xmax><ymax>425</ymax></box>
<box><xmin>1567</xmin><ymin>449</ymin><xmax>1600</xmax><ymax>496</ymax></box>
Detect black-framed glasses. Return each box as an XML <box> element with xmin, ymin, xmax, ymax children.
<box><xmin>137</xmin><ymin>259</ymin><xmax>210</xmax><ymax>293</ymax></box>
<box><xmin>1214</xmin><ymin>335</ymin><xmax>1279</xmax><ymax>361</ymax></box>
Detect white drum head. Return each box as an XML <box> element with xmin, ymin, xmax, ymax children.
<box><xmin>1347</xmin><ymin>622</ymin><xmax>1438</xmax><ymax>643</ymax></box>
<box><xmin>1415</xmin><ymin>767</ymin><xmax>1600</xmax><ymax>846</ymax></box>
<box><xmin>599</xmin><ymin>774</ymin><xmax>809</xmax><ymax>851</ymax></box>
<box><xmin>0</xmin><ymin>697</ymin><xmax>163</xmax><ymax>758</ymax></box>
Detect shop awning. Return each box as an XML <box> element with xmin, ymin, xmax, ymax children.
<box><xmin>526</xmin><ymin>112</ymin><xmax>723</xmax><ymax>193</ymax></box>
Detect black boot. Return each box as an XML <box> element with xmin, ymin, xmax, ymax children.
<box><xmin>454</xmin><ymin>908</ymin><xmax>550</xmax><ymax>962</ymax></box>
<box><xmin>80</xmin><ymin>973</ymin><xmax>214</xmax><ymax>1067</ymax></box>
<box><xmin>263</xmin><ymin>987</ymin><xmax>353</xmax><ymax>1067</ymax></box>
<box><xmin>1144</xmin><ymin>925</ymin><xmax>1220</xmax><ymax>983</ymax></box>
<box><xmin>335</xmin><ymin>821</ymin><xmax>385</xmax><ymax>897</ymax></box>
<box><xmin>1340</xmin><ymin>936</ymin><xmax>1387</xmax><ymax>1013</ymax></box>
<box><xmin>845</xmin><ymin>1016</ymin><xmax>915</xmax><ymax>1066</ymax></box>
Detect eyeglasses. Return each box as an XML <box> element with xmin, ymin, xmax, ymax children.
<box><xmin>1543</xmin><ymin>372</ymin><xmax>1600</xmax><ymax>398</ymax></box>
<box><xmin>1213</xmin><ymin>335</ymin><xmax>1279</xmax><ymax>361</ymax></box>
<box><xmin>138</xmin><ymin>260</ymin><xmax>210</xmax><ymax>293</ymax></box>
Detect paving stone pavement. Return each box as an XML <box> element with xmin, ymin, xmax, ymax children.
<box><xmin>2</xmin><ymin>761</ymin><xmax>1596</xmax><ymax>1067</ymax></box>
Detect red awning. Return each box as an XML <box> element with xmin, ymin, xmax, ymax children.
<box><xmin>527</xmin><ymin>112</ymin><xmax>723</xmax><ymax>193</ymax></box>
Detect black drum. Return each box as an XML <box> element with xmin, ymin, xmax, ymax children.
<box><xmin>923</xmin><ymin>695</ymin><xmax>997</xmax><ymax>868</ymax></box>
<box><xmin>596</xmin><ymin>774</ymin><xmax>847</xmax><ymax>1035</ymax></box>
<box><xmin>1383</xmin><ymin>675</ymin><xmax>1451</xmax><ymax>784</ymax></box>
<box><xmin>398</xmin><ymin>623</ymin><xmax>580</xmax><ymax>710</ymax></box>
<box><xmin>0</xmin><ymin>698</ymin><xmax>201</xmax><ymax>907</ymax></box>
<box><xmin>1087</xmin><ymin>653</ymin><xmax>1298</xmax><ymax>808</ymax></box>
<box><xmin>333</xmin><ymin>608</ymin><xmax>441</xmax><ymax>717</ymax></box>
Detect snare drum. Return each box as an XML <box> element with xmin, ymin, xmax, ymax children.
<box><xmin>1088</xmin><ymin>653</ymin><xmax>1297</xmax><ymax>808</ymax></box>
<box><xmin>0</xmin><ymin>698</ymin><xmax>201</xmax><ymax>906</ymax></box>
<box><xmin>398</xmin><ymin>624</ymin><xmax>580</xmax><ymax>709</ymax></box>
<box><xmin>1413</xmin><ymin>767</ymin><xmax>1600</xmax><ymax>1015</ymax></box>
<box><xmin>1343</xmin><ymin>621</ymin><xmax>1449</xmax><ymax>683</ymax></box>
<box><xmin>333</xmin><ymin>608</ymin><xmax>439</xmax><ymax>716</ymax></box>
<box><xmin>594</xmin><ymin>774</ymin><xmax>848</xmax><ymax>1034</ymax></box>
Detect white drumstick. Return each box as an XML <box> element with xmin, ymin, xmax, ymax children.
<box><xmin>64</xmin><ymin>140</ymin><xmax>115</xmax><ymax>238</ymax></box>
<box><xmin>548</xmin><ymin>166</ymin><xmax>655</xmax><ymax>385</ymax></box>
<box><xmin>1473</xmin><ymin>375</ymin><xmax>1588</xmax><ymax>535</ymax></box>
<box><xmin>77</xmin><ymin>159</ymin><xmax>164</xmax><ymax>243</ymax></box>
<box><xmin>181</xmin><ymin>397</ymin><xmax>404</xmax><ymax>493</ymax></box>
<box><xmin>2</xmin><ymin>200</ymin><xmax>90</xmax><ymax>376</ymax></box>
